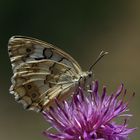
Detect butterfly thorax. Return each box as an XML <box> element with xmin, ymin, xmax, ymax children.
<box><xmin>77</xmin><ymin>71</ymin><xmax>93</xmax><ymax>88</ymax></box>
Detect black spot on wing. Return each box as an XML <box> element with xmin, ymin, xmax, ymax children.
<box><xmin>35</xmin><ymin>48</ymin><xmax>53</xmax><ymax>60</ymax></box>
<box><xmin>43</xmin><ymin>48</ymin><xmax>47</xmax><ymax>59</ymax></box>
<box><xmin>26</xmin><ymin>48</ymin><xmax>32</xmax><ymax>53</ymax></box>
<box><xmin>27</xmin><ymin>85</ymin><xmax>32</xmax><ymax>89</ymax></box>
<box><xmin>58</xmin><ymin>57</ymin><xmax>65</xmax><ymax>62</ymax></box>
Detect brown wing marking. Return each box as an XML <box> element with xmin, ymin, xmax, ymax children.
<box><xmin>10</xmin><ymin>60</ymin><xmax>78</xmax><ymax>112</ymax></box>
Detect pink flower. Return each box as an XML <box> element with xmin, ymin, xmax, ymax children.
<box><xmin>43</xmin><ymin>81</ymin><xmax>135</xmax><ymax>140</ymax></box>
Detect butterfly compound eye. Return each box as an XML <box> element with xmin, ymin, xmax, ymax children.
<box><xmin>88</xmin><ymin>73</ymin><xmax>92</xmax><ymax>77</ymax></box>
<box><xmin>88</xmin><ymin>71</ymin><xmax>92</xmax><ymax>77</ymax></box>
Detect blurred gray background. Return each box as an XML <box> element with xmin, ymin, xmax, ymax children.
<box><xmin>0</xmin><ymin>0</ymin><xmax>140</xmax><ymax>139</ymax></box>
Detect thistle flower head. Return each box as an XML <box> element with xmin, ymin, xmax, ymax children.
<box><xmin>43</xmin><ymin>81</ymin><xmax>135</xmax><ymax>140</ymax></box>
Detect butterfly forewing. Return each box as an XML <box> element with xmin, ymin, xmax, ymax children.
<box><xmin>8</xmin><ymin>36</ymin><xmax>82</xmax><ymax>73</ymax></box>
<box><xmin>8</xmin><ymin>36</ymin><xmax>83</xmax><ymax>112</ymax></box>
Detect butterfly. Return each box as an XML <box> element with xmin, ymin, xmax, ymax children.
<box><xmin>8</xmin><ymin>36</ymin><xmax>107</xmax><ymax>112</ymax></box>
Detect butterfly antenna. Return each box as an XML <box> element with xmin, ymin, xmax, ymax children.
<box><xmin>89</xmin><ymin>51</ymin><xmax>108</xmax><ymax>72</ymax></box>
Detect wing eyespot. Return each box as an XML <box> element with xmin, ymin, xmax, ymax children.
<box><xmin>31</xmin><ymin>93</ymin><xmax>37</xmax><ymax>99</ymax></box>
<box><xmin>27</xmin><ymin>84</ymin><xmax>32</xmax><ymax>89</ymax></box>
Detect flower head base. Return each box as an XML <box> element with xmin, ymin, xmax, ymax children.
<box><xmin>43</xmin><ymin>81</ymin><xmax>135</xmax><ymax>140</ymax></box>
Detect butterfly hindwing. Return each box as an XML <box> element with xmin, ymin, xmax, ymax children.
<box><xmin>10</xmin><ymin>58</ymin><xmax>79</xmax><ymax>111</ymax></box>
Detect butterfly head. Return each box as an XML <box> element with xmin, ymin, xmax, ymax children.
<box><xmin>78</xmin><ymin>51</ymin><xmax>108</xmax><ymax>88</ymax></box>
<box><xmin>78</xmin><ymin>71</ymin><xmax>93</xmax><ymax>88</ymax></box>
